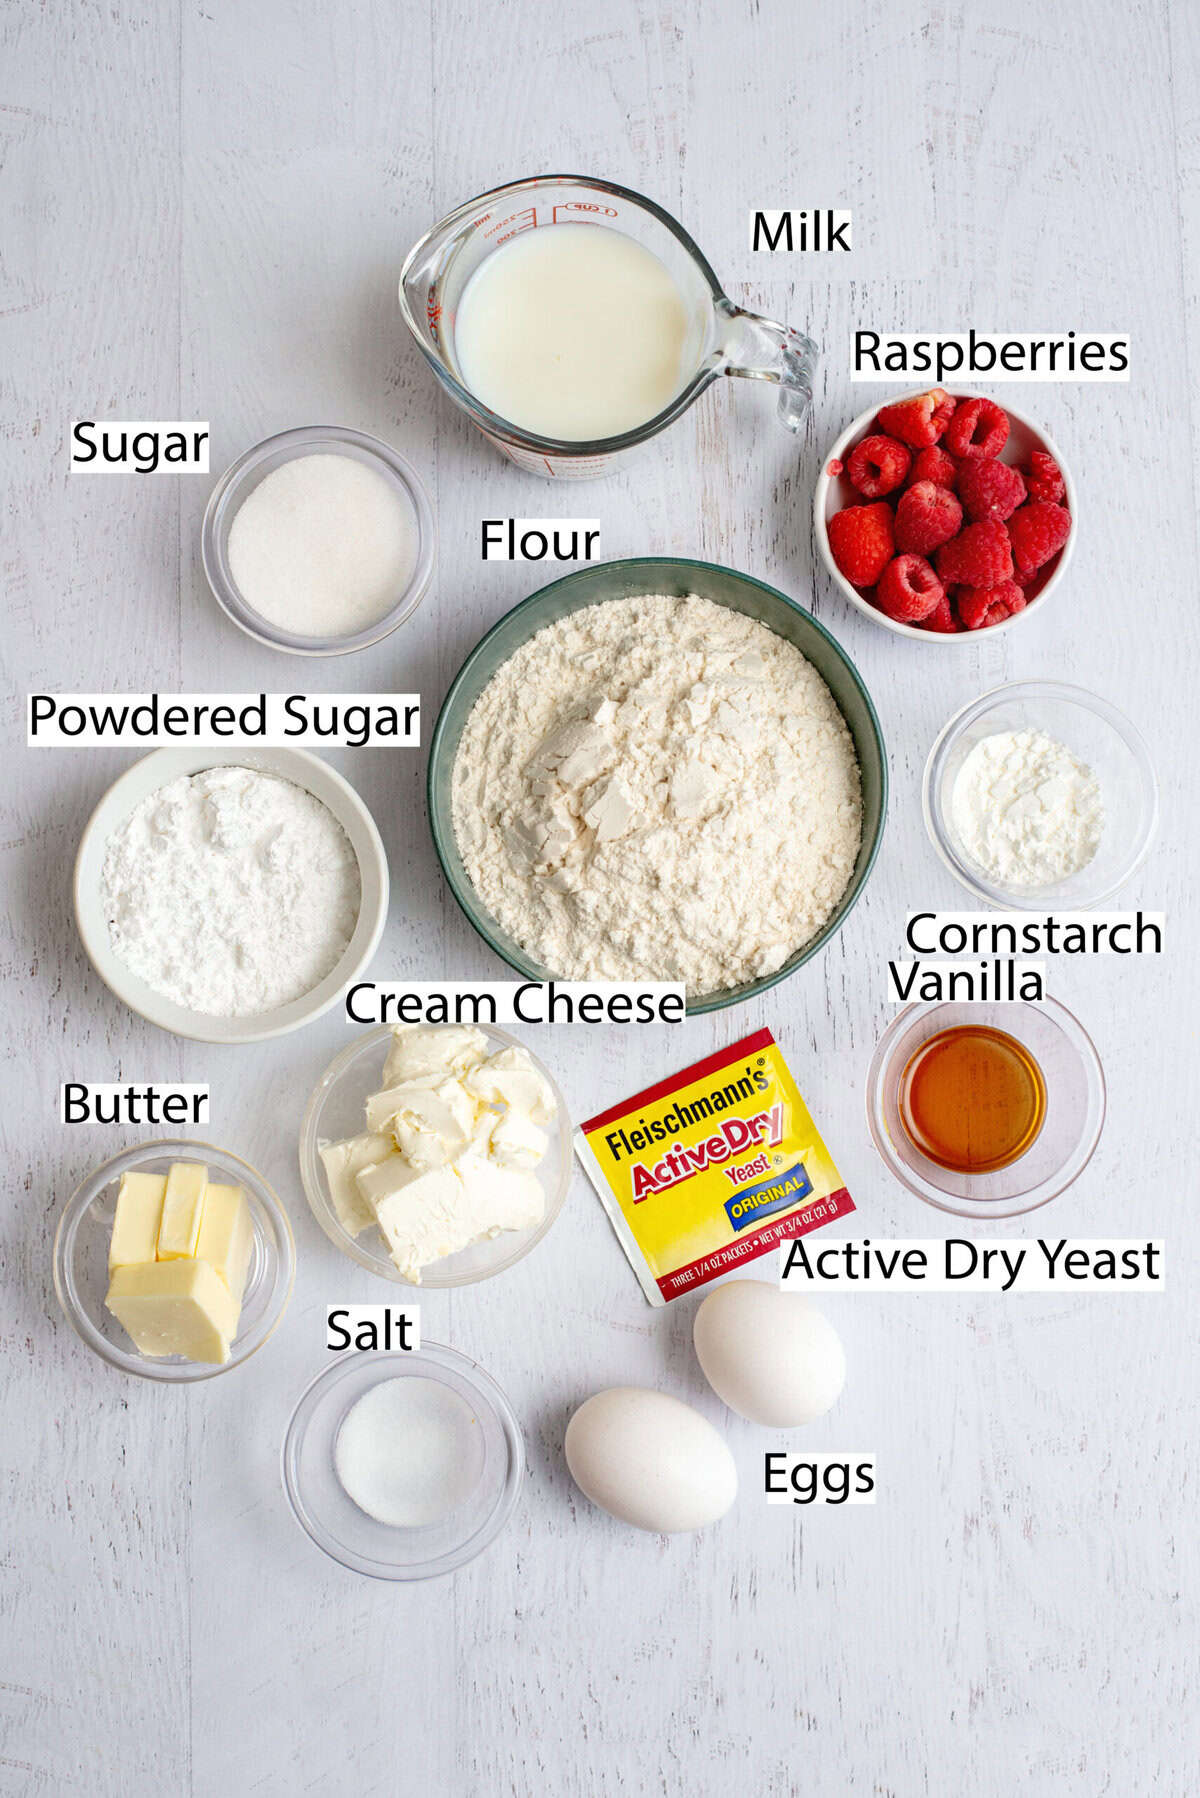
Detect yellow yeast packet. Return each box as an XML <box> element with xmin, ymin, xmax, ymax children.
<box><xmin>575</xmin><ymin>1028</ymin><xmax>855</xmax><ymax>1305</ymax></box>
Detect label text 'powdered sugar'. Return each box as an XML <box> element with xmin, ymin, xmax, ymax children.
<box><xmin>27</xmin><ymin>693</ymin><xmax>420</xmax><ymax>749</ymax></box>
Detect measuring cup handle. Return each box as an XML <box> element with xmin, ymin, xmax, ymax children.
<box><xmin>718</xmin><ymin>305</ymin><xmax>819</xmax><ymax>433</ymax></box>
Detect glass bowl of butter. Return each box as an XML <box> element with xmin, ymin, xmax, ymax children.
<box><xmin>53</xmin><ymin>1139</ymin><xmax>295</xmax><ymax>1381</ymax></box>
<box><xmin>299</xmin><ymin>1022</ymin><xmax>572</xmax><ymax>1288</ymax></box>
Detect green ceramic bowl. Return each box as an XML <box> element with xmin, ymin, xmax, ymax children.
<box><xmin>428</xmin><ymin>558</ymin><xmax>887</xmax><ymax>1014</ymax></box>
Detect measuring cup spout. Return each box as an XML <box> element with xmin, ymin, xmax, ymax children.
<box><xmin>716</xmin><ymin>304</ymin><xmax>819</xmax><ymax>433</ymax></box>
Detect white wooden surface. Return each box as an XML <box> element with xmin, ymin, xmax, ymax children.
<box><xmin>2</xmin><ymin>1</ymin><xmax>1197</xmax><ymax>1792</ymax></box>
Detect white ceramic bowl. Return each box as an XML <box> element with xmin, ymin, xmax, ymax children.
<box><xmin>299</xmin><ymin>1022</ymin><xmax>572</xmax><ymax>1287</ymax></box>
<box><xmin>74</xmin><ymin>746</ymin><xmax>389</xmax><ymax>1043</ymax></box>
<box><xmin>814</xmin><ymin>389</ymin><xmax>1077</xmax><ymax>643</ymax></box>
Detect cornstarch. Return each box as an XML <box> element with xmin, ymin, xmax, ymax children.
<box><xmin>950</xmin><ymin>728</ymin><xmax>1103</xmax><ymax>889</ymax></box>
<box><xmin>451</xmin><ymin>593</ymin><xmax>863</xmax><ymax>995</ymax></box>
<box><xmin>102</xmin><ymin>767</ymin><xmax>361</xmax><ymax>1016</ymax></box>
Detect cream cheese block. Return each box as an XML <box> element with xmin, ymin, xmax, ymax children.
<box><xmin>455</xmin><ymin>1153</ymin><xmax>544</xmax><ymax>1235</ymax></box>
<box><xmin>489</xmin><ymin>1109</ymin><xmax>551</xmax><ymax>1170</ymax></box>
<box><xmin>382</xmin><ymin>1022</ymin><xmax>488</xmax><ymax>1086</ymax></box>
<box><xmin>356</xmin><ymin>1152</ymin><xmax>544</xmax><ymax>1283</ymax></box>
<box><xmin>364</xmin><ymin>1078</ymin><xmax>477</xmax><ymax>1168</ymax></box>
<box><xmin>464</xmin><ymin>1047</ymin><xmax>556</xmax><ymax>1124</ymax></box>
<box><xmin>105</xmin><ymin>1258</ymin><xmax>240</xmax><ymax>1364</ymax></box>
<box><xmin>356</xmin><ymin>1160</ymin><xmax>468</xmax><ymax>1282</ymax></box>
<box><xmin>318</xmin><ymin>1132</ymin><xmax>393</xmax><ymax>1236</ymax></box>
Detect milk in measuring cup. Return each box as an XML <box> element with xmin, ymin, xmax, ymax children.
<box><xmin>453</xmin><ymin>224</ymin><xmax>692</xmax><ymax>441</ymax></box>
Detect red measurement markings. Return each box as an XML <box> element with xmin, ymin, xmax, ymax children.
<box><xmin>483</xmin><ymin>206</ymin><xmax>537</xmax><ymax>242</ymax></box>
<box><xmin>553</xmin><ymin>201</ymin><xmax>619</xmax><ymax>220</ymax></box>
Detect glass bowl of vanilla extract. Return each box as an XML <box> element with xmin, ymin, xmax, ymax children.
<box><xmin>866</xmin><ymin>998</ymin><xmax>1106</xmax><ymax>1219</ymax></box>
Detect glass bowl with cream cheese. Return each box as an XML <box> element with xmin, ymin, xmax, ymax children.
<box><xmin>299</xmin><ymin>1022</ymin><xmax>572</xmax><ymax>1288</ymax></box>
<box><xmin>281</xmin><ymin>1346</ymin><xmax>524</xmax><ymax>1581</ymax></box>
<box><xmin>923</xmin><ymin>681</ymin><xmax>1158</xmax><ymax>910</ymax></box>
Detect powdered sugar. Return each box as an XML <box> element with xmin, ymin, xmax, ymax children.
<box><xmin>451</xmin><ymin>593</ymin><xmax>863</xmax><ymax>996</ymax></box>
<box><xmin>102</xmin><ymin>766</ymin><xmax>361</xmax><ymax>1016</ymax></box>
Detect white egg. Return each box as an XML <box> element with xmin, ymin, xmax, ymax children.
<box><xmin>693</xmin><ymin>1279</ymin><xmax>846</xmax><ymax>1427</ymax></box>
<box><xmin>564</xmin><ymin>1387</ymin><xmax>738</xmax><ymax>1533</ymax></box>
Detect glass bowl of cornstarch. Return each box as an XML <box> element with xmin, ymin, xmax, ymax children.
<box><xmin>924</xmin><ymin>680</ymin><xmax>1158</xmax><ymax>910</ymax></box>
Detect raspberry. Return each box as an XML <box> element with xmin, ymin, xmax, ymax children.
<box><xmin>936</xmin><ymin>517</ymin><xmax>1014</xmax><ymax>587</ymax></box>
<box><xmin>906</xmin><ymin>446</ymin><xmax>958</xmax><ymax>491</ymax></box>
<box><xmin>958</xmin><ymin>580</ymin><xmax>1027</xmax><ymax>631</ymax></box>
<box><xmin>845</xmin><ymin>433</ymin><xmax>911</xmax><ymax>498</ymax></box>
<box><xmin>827</xmin><ymin>502</ymin><xmax>895</xmax><ymax>588</ymax></box>
<box><xmin>922</xmin><ymin>594</ymin><xmax>958</xmax><ymax>634</ymax></box>
<box><xmin>958</xmin><ymin>458</ymin><xmax>1026</xmax><ymax>522</ymax></box>
<box><xmin>876</xmin><ymin>554</ymin><xmax>943</xmax><ymax>623</ymax></box>
<box><xmin>945</xmin><ymin>397</ymin><xmax>1009</xmax><ymax>460</ymax></box>
<box><xmin>1008</xmin><ymin>500</ymin><xmax>1071</xmax><ymax>578</ymax></box>
<box><xmin>1023</xmin><ymin>449</ymin><xmax>1065</xmax><ymax>503</ymax></box>
<box><xmin>894</xmin><ymin>480</ymin><xmax>963</xmax><ymax>555</ymax></box>
<box><xmin>876</xmin><ymin>388</ymin><xmax>956</xmax><ymax>449</ymax></box>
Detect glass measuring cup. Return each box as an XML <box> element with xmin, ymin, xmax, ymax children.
<box><xmin>399</xmin><ymin>174</ymin><xmax>818</xmax><ymax>480</ymax></box>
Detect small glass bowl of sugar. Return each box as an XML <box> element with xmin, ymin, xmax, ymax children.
<box><xmin>202</xmin><ymin>425</ymin><xmax>435</xmax><ymax>656</ymax></box>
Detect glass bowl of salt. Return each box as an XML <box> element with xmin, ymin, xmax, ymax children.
<box><xmin>201</xmin><ymin>424</ymin><xmax>436</xmax><ymax>656</ymax></box>
<box><xmin>281</xmin><ymin>1345</ymin><xmax>524</xmax><ymax>1580</ymax></box>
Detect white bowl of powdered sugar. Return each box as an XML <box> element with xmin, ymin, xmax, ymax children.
<box><xmin>75</xmin><ymin>747</ymin><xmax>389</xmax><ymax>1043</ymax></box>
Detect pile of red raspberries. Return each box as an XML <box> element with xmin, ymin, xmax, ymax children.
<box><xmin>826</xmin><ymin>390</ymin><xmax>1071</xmax><ymax>632</ymax></box>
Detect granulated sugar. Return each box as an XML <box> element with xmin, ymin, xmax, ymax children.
<box><xmin>102</xmin><ymin>766</ymin><xmax>361</xmax><ymax>1016</ymax></box>
<box><xmin>451</xmin><ymin>592</ymin><xmax>863</xmax><ymax>996</ymax></box>
<box><xmin>227</xmin><ymin>453</ymin><xmax>418</xmax><ymax>639</ymax></box>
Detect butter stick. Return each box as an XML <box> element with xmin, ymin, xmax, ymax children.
<box><xmin>195</xmin><ymin>1182</ymin><xmax>254</xmax><ymax>1305</ymax></box>
<box><xmin>156</xmin><ymin>1162</ymin><xmax>208</xmax><ymax>1260</ymax></box>
<box><xmin>106</xmin><ymin>1259</ymin><xmax>239</xmax><ymax>1364</ymax></box>
<box><xmin>108</xmin><ymin>1171</ymin><xmax>167</xmax><ymax>1271</ymax></box>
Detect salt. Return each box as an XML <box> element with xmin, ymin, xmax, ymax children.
<box><xmin>227</xmin><ymin>452</ymin><xmax>418</xmax><ymax>639</ymax></box>
<box><xmin>334</xmin><ymin>1377</ymin><xmax>484</xmax><ymax>1529</ymax></box>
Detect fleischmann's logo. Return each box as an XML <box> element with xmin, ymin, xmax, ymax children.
<box><xmin>598</xmin><ymin>1061</ymin><xmax>786</xmax><ymax>1201</ymax></box>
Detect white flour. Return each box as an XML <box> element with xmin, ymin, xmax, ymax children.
<box><xmin>102</xmin><ymin>766</ymin><xmax>361</xmax><ymax>1016</ymax></box>
<box><xmin>950</xmin><ymin>728</ymin><xmax>1103</xmax><ymax>888</ymax></box>
<box><xmin>451</xmin><ymin>593</ymin><xmax>863</xmax><ymax>995</ymax></box>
